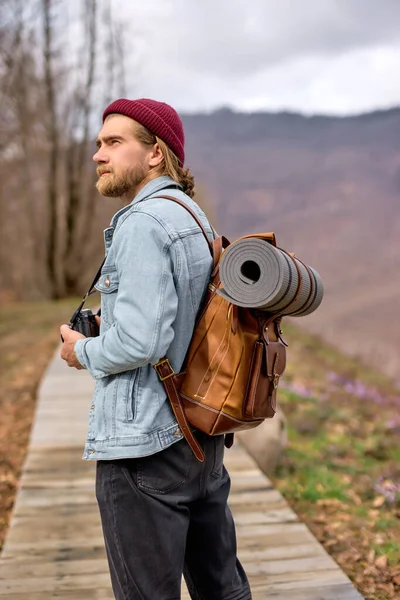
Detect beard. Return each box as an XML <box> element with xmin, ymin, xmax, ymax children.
<box><xmin>96</xmin><ymin>164</ymin><xmax>148</xmax><ymax>199</ymax></box>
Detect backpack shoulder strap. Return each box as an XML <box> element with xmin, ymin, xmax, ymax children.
<box><xmin>153</xmin><ymin>195</ymin><xmax>215</xmax><ymax>257</ymax></box>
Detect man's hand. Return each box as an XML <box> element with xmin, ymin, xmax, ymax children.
<box><xmin>60</xmin><ymin>325</ymin><xmax>86</xmax><ymax>370</ymax></box>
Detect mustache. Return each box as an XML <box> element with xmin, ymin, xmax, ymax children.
<box><xmin>97</xmin><ymin>167</ymin><xmax>113</xmax><ymax>176</ymax></box>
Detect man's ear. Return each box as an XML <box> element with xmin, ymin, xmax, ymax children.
<box><xmin>148</xmin><ymin>143</ymin><xmax>163</xmax><ymax>168</ymax></box>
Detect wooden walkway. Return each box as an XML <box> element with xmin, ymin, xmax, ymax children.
<box><xmin>0</xmin><ymin>351</ymin><xmax>364</xmax><ymax>599</ymax></box>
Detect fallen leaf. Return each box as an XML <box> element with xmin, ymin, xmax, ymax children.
<box><xmin>372</xmin><ymin>495</ymin><xmax>386</xmax><ymax>508</ymax></box>
<box><xmin>316</xmin><ymin>498</ymin><xmax>343</xmax><ymax>508</ymax></box>
<box><xmin>367</xmin><ymin>549</ymin><xmax>376</xmax><ymax>563</ymax></box>
<box><xmin>374</xmin><ymin>534</ymin><xmax>386</xmax><ymax>545</ymax></box>
<box><xmin>376</xmin><ymin>582</ymin><xmax>394</xmax><ymax>597</ymax></box>
<box><xmin>347</xmin><ymin>490</ymin><xmax>362</xmax><ymax>506</ymax></box>
<box><xmin>375</xmin><ymin>555</ymin><xmax>388</xmax><ymax>569</ymax></box>
<box><xmin>336</xmin><ymin>512</ymin><xmax>352</xmax><ymax>521</ymax></box>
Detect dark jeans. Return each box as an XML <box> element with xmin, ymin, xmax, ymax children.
<box><xmin>96</xmin><ymin>431</ymin><xmax>252</xmax><ymax>600</ymax></box>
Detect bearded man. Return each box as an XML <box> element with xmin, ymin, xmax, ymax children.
<box><xmin>60</xmin><ymin>99</ymin><xmax>252</xmax><ymax>600</ymax></box>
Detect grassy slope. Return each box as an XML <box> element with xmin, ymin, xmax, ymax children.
<box><xmin>0</xmin><ymin>301</ymin><xmax>399</xmax><ymax>599</ymax></box>
<box><xmin>273</xmin><ymin>321</ymin><xmax>400</xmax><ymax>600</ymax></box>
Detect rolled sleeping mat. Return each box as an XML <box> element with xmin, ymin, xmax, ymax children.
<box><xmin>217</xmin><ymin>236</ymin><xmax>323</xmax><ymax>317</ymax></box>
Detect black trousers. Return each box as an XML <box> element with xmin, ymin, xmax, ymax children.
<box><xmin>96</xmin><ymin>432</ymin><xmax>252</xmax><ymax>600</ymax></box>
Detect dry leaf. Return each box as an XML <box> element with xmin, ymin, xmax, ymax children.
<box><xmin>364</xmin><ymin>565</ymin><xmax>379</xmax><ymax>577</ymax></box>
<box><xmin>314</xmin><ymin>515</ymin><xmax>327</xmax><ymax>524</ymax></box>
<box><xmin>376</xmin><ymin>582</ymin><xmax>394</xmax><ymax>597</ymax></box>
<box><xmin>375</xmin><ymin>555</ymin><xmax>388</xmax><ymax>569</ymax></box>
<box><xmin>336</xmin><ymin>512</ymin><xmax>351</xmax><ymax>521</ymax></box>
<box><xmin>372</xmin><ymin>495</ymin><xmax>386</xmax><ymax>508</ymax></box>
<box><xmin>374</xmin><ymin>534</ymin><xmax>386</xmax><ymax>545</ymax></box>
<box><xmin>367</xmin><ymin>549</ymin><xmax>376</xmax><ymax>563</ymax></box>
<box><xmin>347</xmin><ymin>490</ymin><xmax>362</xmax><ymax>506</ymax></box>
<box><xmin>316</xmin><ymin>498</ymin><xmax>343</xmax><ymax>508</ymax></box>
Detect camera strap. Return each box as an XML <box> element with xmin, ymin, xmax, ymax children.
<box><xmin>86</xmin><ymin>258</ymin><xmax>106</xmax><ymax>298</ymax></box>
<box><xmin>70</xmin><ymin>258</ymin><xmax>106</xmax><ymax>326</ymax></box>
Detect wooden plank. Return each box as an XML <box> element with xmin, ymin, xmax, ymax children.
<box><xmin>0</xmin><ymin>592</ymin><xmax>113</xmax><ymax>600</ymax></box>
<box><xmin>237</xmin><ymin>543</ymin><xmax>327</xmax><ymax>562</ymax></box>
<box><xmin>247</xmin><ymin>584</ymin><xmax>363</xmax><ymax>600</ymax></box>
<box><xmin>0</xmin><ymin>573</ymin><xmax>112</xmax><ymax>595</ymax></box>
<box><xmin>0</xmin><ymin>558</ymin><xmax>109</xmax><ymax>580</ymax></box>
<box><xmin>248</xmin><ymin>568</ymin><xmax>350</xmax><ymax>589</ymax></box>
<box><xmin>227</xmin><ymin>488</ymin><xmax>284</xmax><ymax>506</ymax></box>
<box><xmin>1</xmin><ymin>540</ymin><xmax>107</xmax><ymax>566</ymax></box>
<box><xmin>242</xmin><ymin>556</ymin><xmax>339</xmax><ymax>576</ymax></box>
<box><xmin>234</xmin><ymin>508</ymin><xmax>298</xmax><ymax>525</ymax></box>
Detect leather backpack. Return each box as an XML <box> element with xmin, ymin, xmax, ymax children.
<box><xmin>153</xmin><ymin>196</ymin><xmax>290</xmax><ymax>462</ymax></box>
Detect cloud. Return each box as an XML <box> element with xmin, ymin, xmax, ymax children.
<box><xmin>113</xmin><ymin>0</ymin><xmax>400</xmax><ymax>115</ymax></box>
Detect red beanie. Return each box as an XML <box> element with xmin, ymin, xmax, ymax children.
<box><xmin>103</xmin><ymin>98</ymin><xmax>185</xmax><ymax>165</ymax></box>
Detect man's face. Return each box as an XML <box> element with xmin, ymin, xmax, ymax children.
<box><xmin>93</xmin><ymin>114</ymin><xmax>151</xmax><ymax>200</ymax></box>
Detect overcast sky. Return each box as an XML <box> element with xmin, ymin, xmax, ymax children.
<box><xmin>112</xmin><ymin>0</ymin><xmax>400</xmax><ymax>116</ymax></box>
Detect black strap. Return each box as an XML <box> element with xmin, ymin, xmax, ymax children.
<box><xmin>87</xmin><ymin>258</ymin><xmax>106</xmax><ymax>296</ymax></box>
<box><xmin>69</xmin><ymin>257</ymin><xmax>105</xmax><ymax>325</ymax></box>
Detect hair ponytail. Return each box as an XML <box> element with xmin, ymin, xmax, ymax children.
<box><xmin>134</xmin><ymin>124</ymin><xmax>196</xmax><ymax>198</ymax></box>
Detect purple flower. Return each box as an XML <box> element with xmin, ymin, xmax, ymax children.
<box><xmin>386</xmin><ymin>417</ymin><xmax>400</xmax><ymax>431</ymax></box>
<box><xmin>280</xmin><ymin>380</ymin><xmax>313</xmax><ymax>398</ymax></box>
<box><xmin>374</xmin><ymin>479</ymin><xmax>400</xmax><ymax>504</ymax></box>
<box><xmin>327</xmin><ymin>373</ymin><xmax>386</xmax><ymax>404</ymax></box>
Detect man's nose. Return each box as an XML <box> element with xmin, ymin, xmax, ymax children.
<box><xmin>93</xmin><ymin>148</ymin><xmax>109</xmax><ymax>163</ymax></box>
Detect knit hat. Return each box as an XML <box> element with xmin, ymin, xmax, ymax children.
<box><xmin>103</xmin><ymin>98</ymin><xmax>185</xmax><ymax>165</ymax></box>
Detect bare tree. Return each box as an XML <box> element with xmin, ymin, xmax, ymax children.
<box><xmin>42</xmin><ymin>0</ymin><xmax>60</xmax><ymax>297</ymax></box>
<box><xmin>63</xmin><ymin>0</ymin><xmax>98</xmax><ymax>294</ymax></box>
<box><xmin>0</xmin><ymin>0</ymin><xmax>47</xmax><ymax>298</ymax></box>
<box><xmin>0</xmin><ymin>0</ymin><xmax>129</xmax><ymax>301</ymax></box>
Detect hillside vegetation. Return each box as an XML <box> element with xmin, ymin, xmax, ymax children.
<box><xmin>0</xmin><ymin>301</ymin><xmax>399</xmax><ymax>599</ymax></box>
<box><xmin>273</xmin><ymin>320</ymin><xmax>400</xmax><ymax>599</ymax></box>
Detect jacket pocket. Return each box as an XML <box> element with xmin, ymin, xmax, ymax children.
<box><xmin>95</xmin><ymin>268</ymin><xmax>119</xmax><ymax>325</ymax></box>
<box><xmin>126</xmin><ymin>369</ymin><xmax>140</xmax><ymax>422</ymax></box>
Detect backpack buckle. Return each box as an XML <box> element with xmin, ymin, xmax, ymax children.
<box><xmin>154</xmin><ymin>358</ymin><xmax>175</xmax><ymax>381</ymax></box>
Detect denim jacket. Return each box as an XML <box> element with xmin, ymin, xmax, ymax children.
<box><xmin>74</xmin><ymin>176</ymin><xmax>213</xmax><ymax>460</ymax></box>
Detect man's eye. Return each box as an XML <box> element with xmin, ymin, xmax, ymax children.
<box><xmin>111</xmin><ymin>139</ymin><xmax>120</xmax><ymax>145</ymax></box>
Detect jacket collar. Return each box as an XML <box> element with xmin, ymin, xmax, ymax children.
<box><xmin>110</xmin><ymin>176</ymin><xmax>182</xmax><ymax>228</ymax></box>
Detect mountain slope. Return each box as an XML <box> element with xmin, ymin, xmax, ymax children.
<box><xmin>182</xmin><ymin>108</ymin><xmax>400</xmax><ymax>381</ymax></box>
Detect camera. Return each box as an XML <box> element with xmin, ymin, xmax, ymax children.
<box><xmin>70</xmin><ymin>308</ymin><xmax>100</xmax><ymax>337</ymax></box>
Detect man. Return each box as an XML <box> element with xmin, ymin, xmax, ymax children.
<box><xmin>60</xmin><ymin>98</ymin><xmax>251</xmax><ymax>600</ymax></box>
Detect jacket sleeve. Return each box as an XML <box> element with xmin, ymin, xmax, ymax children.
<box><xmin>74</xmin><ymin>212</ymin><xmax>178</xmax><ymax>379</ymax></box>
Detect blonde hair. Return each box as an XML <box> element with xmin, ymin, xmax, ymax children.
<box><xmin>134</xmin><ymin>124</ymin><xmax>195</xmax><ymax>198</ymax></box>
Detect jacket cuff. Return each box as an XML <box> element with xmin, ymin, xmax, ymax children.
<box><xmin>74</xmin><ymin>338</ymin><xmax>90</xmax><ymax>370</ymax></box>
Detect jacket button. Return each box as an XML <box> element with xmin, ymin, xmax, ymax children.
<box><xmin>91</xmin><ymin>404</ymin><xmax>95</xmax><ymax>410</ymax></box>
<box><xmin>105</xmin><ymin>276</ymin><xmax>110</xmax><ymax>288</ymax></box>
<box><xmin>88</xmin><ymin>449</ymin><xmax>94</xmax><ymax>455</ymax></box>
<box><xmin>174</xmin><ymin>428</ymin><xmax>181</xmax><ymax>436</ymax></box>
